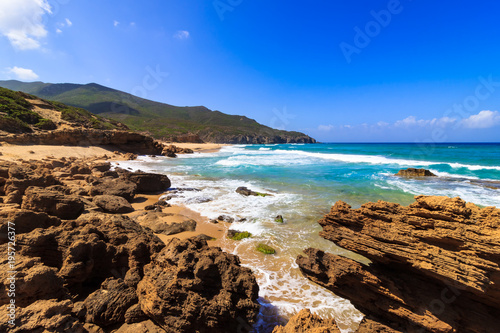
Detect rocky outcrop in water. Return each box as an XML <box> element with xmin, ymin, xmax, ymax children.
<box><xmin>297</xmin><ymin>195</ymin><xmax>500</xmax><ymax>333</ymax></box>
<box><xmin>395</xmin><ymin>168</ymin><xmax>436</xmax><ymax>177</ymax></box>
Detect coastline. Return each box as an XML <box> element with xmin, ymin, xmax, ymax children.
<box><xmin>0</xmin><ymin>142</ymin><xmax>229</xmax><ymax>162</ymax></box>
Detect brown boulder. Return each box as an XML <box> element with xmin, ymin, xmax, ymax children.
<box><xmin>82</xmin><ymin>278</ymin><xmax>138</xmax><ymax>327</ymax></box>
<box><xmin>4</xmin><ymin>165</ymin><xmax>59</xmax><ymax>204</ymax></box>
<box><xmin>21</xmin><ymin>187</ymin><xmax>84</xmax><ymax>220</ymax></box>
<box><xmin>395</xmin><ymin>168</ymin><xmax>436</xmax><ymax>177</ymax></box>
<box><xmin>0</xmin><ymin>299</ymin><xmax>85</xmax><ymax>333</ymax></box>
<box><xmin>137</xmin><ymin>237</ymin><xmax>260</xmax><ymax>333</ymax></box>
<box><xmin>124</xmin><ymin>171</ymin><xmax>171</xmax><ymax>193</ymax></box>
<box><xmin>114</xmin><ymin>320</ymin><xmax>165</xmax><ymax>333</ymax></box>
<box><xmin>0</xmin><ymin>209</ymin><xmax>60</xmax><ymax>244</ymax></box>
<box><xmin>0</xmin><ymin>254</ymin><xmax>68</xmax><ymax>307</ymax></box>
<box><xmin>93</xmin><ymin>195</ymin><xmax>134</xmax><ymax>214</ymax></box>
<box><xmin>272</xmin><ymin>309</ymin><xmax>341</xmax><ymax>333</ymax></box>
<box><xmin>89</xmin><ymin>178</ymin><xmax>137</xmax><ymax>201</ymax></box>
<box><xmin>136</xmin><ymin>211</ymin><xmax>196</xmax><ymax>235</ymax></box>
<box><xmin>90</xmin><ymin>162</ymin><xmax>111</xmax><ymax>172</ymax></box>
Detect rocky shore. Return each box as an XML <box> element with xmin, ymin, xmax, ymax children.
<box><xmin>294</xmin><ymin>196</ymin><xmax>500</xmax><ymax>332</ymax></box>
<box><xmin>0</xmin><ymin>156</ymin><xmax>260</xmax><ymax>332</ymax></box>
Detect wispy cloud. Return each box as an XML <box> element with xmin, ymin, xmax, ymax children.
<box><xmin>318</xmin><ymin>124</ymin><xmax>334</xmax><ymax>131</ymax></box>
<box><xmin>113</xmin><ymin>20</ymin><xmax>120</xmax><ymax>27</ymax></box>
<box><xmin>461</xmin><ymin>110</ymin><xmax>500</xmax><ymax>129</ymax></box>
<box><xmin>174</xmin><ymin>30</ymin><xmax>190</xmax><ymax>40</ymax></box>
<box><xmin>6</xmin><ymin>66</ymin><xmax>39</xmax><ymax>80</ymax></box>
<box><xmin>0</xmin><ymin>0</ymin><xmax>52</xmax><ymax>50</ymax></box>
<box><xmin>56</xmin><ymin>17</ymin><xmax>73</xmax><ymax>33</ymax></box>
<box><xmin>318</xmin><ymin>111</ymin><xmax>499</xmax><ymax>133</ymax></box>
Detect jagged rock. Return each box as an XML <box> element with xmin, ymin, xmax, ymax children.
<box><xmin>144</xmin><ymin>200</ymin><xmax>171</xmax><ymax>211</ymax></box>
<box><xmin>297</xmin><ymin>195</ymin><xmax>500</xmax><ymax>333</ymax></box>
<box><xmin>0</xmin><ymin>254</ymin><xmax>68</xmax><ymax>307</ymax></box>
<box><xmin>395</xmin><ymin>168</ymin><xmax>436</xmax><ymax>177</ymax></box>
<box><xmin>3</xmin><ymin>164</ymin><xmax>59</xmax><ymax>204</ymax></box>
<box><xmin>218</xmin><ymin>214</ymin><xmax>234</xmax><ymax>223</ymax></box>
<box><xmin>124</xmin><ymin>304</ymin><xmax>148</xmax><ymax>324</ymax></box>
<box><xmin>83</xmin><ymin>278</ymin><xmax>138</xmax><ymax>327</ymax></box>
<box><xmin>236</xmin><ymin>186</ymin><xmax>271</xmax><ymax>197</ymax></box>
<box><xmin>21</xmin><ymin>187</ymin><xmax>84</xmax><ymax>220</ymax></box>
<box><xmin>161</xmin><ymin>144</ymin><xmax>194</xmax><ymax>158</ymax></box>
<box><xmin>236</xmin><ymin>186</ymin><xmax>257</xmax><ymax>196</ymax></box>
<box><xmin>89</xmin><ymin>178</ymin><xmax>137</xmax><ymax>201</ymax></box>
<box><xmin>272</xmin><ymin>309</ymin><xmax>341</xmax><ymax>333</ymax></box>
<box><xmin>17</xmin><ymin>213</ymin><xmax>164</xmax><ymax>297</ymax></box>
<box><xmin>90</xmin><ymin>162</ymin><xmax>111</xmax><ymax>172</ymax></box>
<box><xmin>136</xmin><ymin>211</ymin><xmax>197</xmax><ymax>235</ymax></box>
<box><xmin>114</xmin><ymin>320</ymin><xmax>165</xmax><ymax>333</ymax></box>
<box><xmin>137</xmin><ymin>237</ymin><xmax>260</xmax><ymax>333</ymax></box>
<box><xmin>355</xmin><ymin>317</ymin><xmax>399</xmax><ymax>333</ymax></box>
<box><xmin>0</xmin><ymin>299</ymin><xmax>85</xmax><ymax>333</ymax></box>
<box><xmin>69</xmin><ymin>164</ymin><xmax>91</xmax><ymax>175</ymax></box>
<box><xmin>124</xmin><ymin>171</ymin><xmax>171</xmax><ymax>193</ymax></box>
<box><xmin>93</xmin><ymin>195</ymin><xmax>134</xmax><ymax>214</ymax></box>
<box><xmin>0</xmin><ymin>209</ymin><xmax>60</xmax><ymax>244</ymax></box>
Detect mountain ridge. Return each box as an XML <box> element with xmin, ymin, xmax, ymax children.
<box><xmin>0</xmin><ymin>80</ymin><xmax>316</xmax><ymax>144</ymax></box>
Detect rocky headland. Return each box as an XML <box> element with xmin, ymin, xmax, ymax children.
<box><xmin>295</xmin><ymin>195</ymin><xmax>500</xmax><ymax>332</ymax></box>
<box><xmin>0</xmin><ymin>156</ymin><xmax>260</xmax><ymax>332</ymax></box>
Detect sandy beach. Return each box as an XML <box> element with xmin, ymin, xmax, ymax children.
<box><xmin>0</xmin><ymin>142</ymin><xmax>227</xmax><ymax>162</ymax></box>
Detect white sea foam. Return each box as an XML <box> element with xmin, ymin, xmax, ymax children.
<box><xmin>385</xmin><ymin>177</ymin><xmax>500</xmax><ymax>207</ymax></box>
<box><xmin>214</xmin><ymin>148</ymin><xmax>500</xmax><ymax>172</ymax></box>
<box><xmin>157</xmin><ymin>172</ymin><xmax>363</xmax><ymax>332</ymax></box>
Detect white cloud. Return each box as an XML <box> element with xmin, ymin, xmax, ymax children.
<box><xmin>174</xmin><ymin>30</ymin><xmax>190</xmax><ymax>40</ymax></box>
<box><xmin>6</xmin><ymin>66</ymin><xmax>39</xmax><ymax>80</ymax></box>
<box><xmin>461</xmin><ymin>110</ymin><xmax>500</xmax><ymax>129</ymax></box>
<box><xmin>56</xmin><ymin>28</ymin><xmax>62</xmax><ymax>34</ymax></box>
<box><xmin>113</xmin><ymin>20</ymin><xmax>120</xmax><ymax>27</ymax></box>
<box><xmin>130</xmin><ymin>22</ymin><xmax>136</xmax><ymax>27</ymax></box>
<box><xmin>65</xmin><ymin>18</ymin><xmax>72</xmax><ymax>27</ymax></box>
<box><xmin>318</xmin><ymin>124</ymin><xmax>334</xmax><ymax>131</ymax></box>
<box><xmin>0</xmin><ymin>0</ymin><xmax>52</xmax><ymax>50</ymax></box>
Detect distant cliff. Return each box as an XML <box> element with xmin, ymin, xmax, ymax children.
<box><xmin>0</xmin><ymin>80</ymin><xmax>316</xmax><ymax>144</ymax></box>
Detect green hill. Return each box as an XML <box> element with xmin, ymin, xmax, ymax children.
<box><xmin>0</xmin><ymin>86</ymin><xmax>124</xmax><ymax>134</ymax></box>
<box><xmin>0</xmin><ymin>80</ymin><xmax>315</xmax><ymax>143</ymax></box>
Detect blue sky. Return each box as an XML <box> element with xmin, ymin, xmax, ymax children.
<box><xmin>1</xmin><ymin>0</ymin><xmax>500</xmax><ymax>142</ymax></box>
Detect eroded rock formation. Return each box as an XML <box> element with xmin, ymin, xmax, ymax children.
<box><xmin>0</xmin><ymin>157</ymin><xmax>260</xmax><ymax>332</ymax></box>
<box><xmin>272</xmin><ymin>309</ymin><xmax>341</xmax><ymax>333</ymax></box>
<box><xmin>297</xmin><ymin>195</ymin><xmax>500</xmax><ymax>333</ymax></box>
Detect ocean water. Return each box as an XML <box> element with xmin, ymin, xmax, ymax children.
<box><xmin>116</xmin><ymin>143</ymin><xmax>500</xmax><ymax>332</ymax></box>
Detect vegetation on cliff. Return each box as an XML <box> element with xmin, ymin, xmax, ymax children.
<box><xmin>0</xmin><ymin>80</ymin><xmax>316</xmax><ymax>143</ymax></box>
<box><xmin>0</xmin><ymin>87</ymin><xmax>124</xmax><ymax>133</ymax></box>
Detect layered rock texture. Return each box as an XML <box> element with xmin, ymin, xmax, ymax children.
<box><xmin>0</xmin><ymin>157</ymin><xmax>260</xmax><ymax>332</ymax></box>
<box><xmin>272</xmin><ymin>309</ymin><xmax>341</xmax><ymax>333</ymax></box>
<box><xmin>297</xmin><ymin>195</ymin><xmax>500</xmax><ymax>333</ymax></box>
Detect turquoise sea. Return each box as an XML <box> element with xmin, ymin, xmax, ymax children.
<box><xmin>118</xmin><ymin>143</ymin><xmax>500</xmax><ymax>332</ymax></box>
